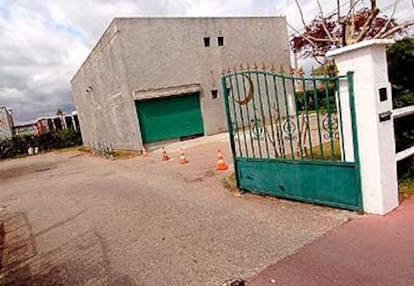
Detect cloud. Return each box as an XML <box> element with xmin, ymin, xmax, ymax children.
<box><xmin>0</xmin><ymin>0</ymin><xmax>90</xmax><ymax>122</ymax></box>
<box><xmin>0</xmin><ymin>0</ymin><xmax>412</xmax><ymax>123</ymax></box>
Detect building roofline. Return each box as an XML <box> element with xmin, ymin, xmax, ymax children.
<box><xmin>14</xmin><ymin>111</ymin><xmax>77</xmax><ymax>125</ymax></box>
<box><xmin>0</xmin><ymin>105</ymin><xmax>12</xmax><ymax>114</ymax></box>
<box><xmin>14</xmin><ymin>122</ymin><xmax>35</xmax><ymax>127</ymax></box>
<box><xmin>70</xmin><ymin>16</ymin><xmax>286</xmax><ymax>84</ymax></box>
<box><xmin>113</xmin><ymin>15</ymin><xmax>285</xmax><ymax>20</ymax></box>
<box><xmin>70</xmin><ymin>18</ymin><xmax>118</xmax><ymax>83</ymax></box>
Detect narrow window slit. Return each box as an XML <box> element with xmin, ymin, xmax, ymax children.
<box><xmin>203</xmin><ymin>37</ymin><xmax>210</xmax><ymax>47</ymax></box>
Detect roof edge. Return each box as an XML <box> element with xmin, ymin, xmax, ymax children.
<box><xmin>70</xmin><ymin>18</ymin><xmax>119</xmax><ymax>83</ymax></box>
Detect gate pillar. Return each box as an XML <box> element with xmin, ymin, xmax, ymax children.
<box><xmin>327</xmin><ymin>39</ymin><xmax>398</xmax><ymax>215</ymax></box>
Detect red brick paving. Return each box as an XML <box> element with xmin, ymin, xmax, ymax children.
<box><xmin>247</xmin><ymin>198</ymin><xmax>414</xmax><ymax>286</ymax></box>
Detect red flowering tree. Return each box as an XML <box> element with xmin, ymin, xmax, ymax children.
<box><xmin>291</xmin><ymin>0</ymin><xmax>414</xmax><ymax>62</ymax></box>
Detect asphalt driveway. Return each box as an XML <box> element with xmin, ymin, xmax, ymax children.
<box><xmin>0</xmin><ymin>135</ymin><xmax>355</xmax><ymax>286</ymax></box>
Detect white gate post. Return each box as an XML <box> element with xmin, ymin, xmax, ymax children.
<box><xmin>327</xmin><ymin>39</ymin><xmax>399</xmax><ymax>215</ymax></box>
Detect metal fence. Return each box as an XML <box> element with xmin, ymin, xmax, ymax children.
<box><xmin>222</xmin><ymin>69</ymin><xmax>350</xmax><ymax>162</ymax></box>
<box><xmin>393</xmin><ymin>105</ymin><xmax>414</xmax><ymax>162</ymax></box>
<box><xmin>221</xmin><ymin>68</ymin><xmax>362</xmax><ymax>210</ymax></box>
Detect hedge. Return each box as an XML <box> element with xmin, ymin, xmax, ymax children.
<box><xmin>395</xmin><ymin>114</ymin><xmax>414</xmax><ymax>180</ymax></box>
<box><xmin>0</xmin><ymin>129</ymin><xmax>82</xmax><ymax>159</ymax></box>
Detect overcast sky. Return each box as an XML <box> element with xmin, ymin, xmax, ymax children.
<box><xmin>0</xmin><ymin>0</ymin><xmax>412</xmax><ymax>123</ymax></box>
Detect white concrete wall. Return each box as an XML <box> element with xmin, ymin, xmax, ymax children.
<box><xmin>119</xmin><ymin>17</ymin><xmax>290</xmax><ymax>136</ymax></box>
<box><xmin>327</xmin><ymin>40</ymin><xmax>399</xmax><ymax>215</ymax></box>
<box><xmin>71</xmin><ymin>20</ymin><xmax>141</xmax><ymax>150</ymax></box>
<box><xmin>71</xmin><ymin>17</ymin><xmax>291</xmax><ymax>150</ymax></box>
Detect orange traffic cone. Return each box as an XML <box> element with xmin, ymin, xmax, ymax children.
<box><xmin>179</xmin><ymin>149</ymin><xmax>189</xmax><ymax>164</ymax></box>
<box><xmin>161</xmin><ymin>147</ymin><xmax>170</xmax><ymax>161</ymax></box>
<box><xmin>142</xmin><ymin>147</ymin><xmax>149</xmax><ymax>157</ymax></box>
<box><xmin>216</xmin><ymin>150</ymin><xmax>228</xmax><ymax>171</ymax></box>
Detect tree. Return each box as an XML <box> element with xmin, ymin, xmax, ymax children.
<box><xmin>56</xmin><ymin>108</ymin><xmax>64</xmax><ymax>116</ymax></box>
<box><xmin>387</xmin><ymin>37</ymin><xmax>414</xmax><ymax>108</ymax></box>
<box><xmin>387</xmin><ymin>38</ymin><xmax>414</xmax><ymax>180</ymax></box>
<box><xmin>291</xmin><ymin>0</ymin><xmax>414</xmax><ymax>62</ymax></box>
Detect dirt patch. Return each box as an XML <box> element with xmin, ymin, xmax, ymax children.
<box><xmin>0</xmin><ymin>162</ymin><xmax>58</xmax><ymax>181</ymax></box>
<box><xmin>183</xmin><ymin>170</ymin><xmax>216</xmax><ymax>183</ymax></box>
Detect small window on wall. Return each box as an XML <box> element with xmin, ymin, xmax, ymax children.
<box><xmin>218</xmin><ymin>36</ymin><xmax>224</xmax><ymax>46</ymax></box>
<box><xmin>211</xmin><ymin>90</ymin><xmax>218</xmax><ymax>99</ymax></box>
<box><xmin>203</xmin><ymin>37</ymin><xmax>210</xmax><ymax>47</ymax></box>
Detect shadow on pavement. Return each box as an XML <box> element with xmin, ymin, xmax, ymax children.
<box><xmin>0</xmin><ymin>212</ymin><xmax>136</xmax><ymax>286</ymax></box>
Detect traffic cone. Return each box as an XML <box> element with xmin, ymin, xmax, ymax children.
<box><xmin>216</xmin><ymin>150</ymin><xmax>228</xmax><ymax>171</ymax></box>
<box><xmin>142</xmin><ymin>147</ymin><xmax>149</xmax><ymax>157</ymax></box>
<box><xmin>161</xmin><ymin>147</ymin><xmax>170</xmax><ymax>161</ymax></box>
<box><xmin>179</xmin><ymin>149</ymin><xmax>189</xmax><ymax>164</ymax></box>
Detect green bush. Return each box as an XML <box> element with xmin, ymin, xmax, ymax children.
<box><xmin>295</xmin><ymin>87</ymin><xmax>337</xmax><ymax>112</ymax></box>
<box><xmin>0</xmin><ymin>129</ymin><xmax>82</xmax><ymax>159</ymax></box>
<box><xmin>394</xmin><ymin>114</ymin><xmax>414</xmax><ymax>180</ymax></box>
<box><xmin>387</xmin><ymin>38</ymin><xmax>414</xmax><ymax>180</ymax></box>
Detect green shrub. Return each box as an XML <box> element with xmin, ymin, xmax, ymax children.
<box><xmin>0</xmin><ymin>129</ymin><xmax>82</xmax><ymax>159</ymax></box>
<box><xmin>295</xmin><ymin>87</ymin><xmax>337</xmax><ymax>112</ymax></box>
<box><xmin>387</xmin><ymin>38</ymin><xmax>414</xmax><ymax>180</ymax></box>
<box><xmin>394</xmin><ymin>114</ymin><xmax>414</xmax><ymax>180</ymax></box>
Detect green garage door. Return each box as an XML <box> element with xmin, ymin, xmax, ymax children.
<box><xmin>136</xmin><ymin>93</ymin><xmax>204</xmax><ymax>143</ymax></box>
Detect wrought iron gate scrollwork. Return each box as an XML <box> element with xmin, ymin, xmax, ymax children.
<box><xmin>321</xmin><ymin>112</ymin><xmax>339</xmax><ymax>141</ymax></box>
<box><xmin>221</xmin><ymin>68</ymin><xmax>362</xmax><ymax>211</ymax></box>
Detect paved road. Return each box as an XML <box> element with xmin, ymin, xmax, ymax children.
<box><xmin>247</xmin><ymin>197</ymin><xmax>414</xmax><ymax>286</ymax></box>
<box><xmin>0</xmin><ymin>136</ymin><xmax>354</xmax><ymax>285</ymax></box>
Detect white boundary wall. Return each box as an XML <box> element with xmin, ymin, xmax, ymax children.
<box><xmin>327</xmin><ymin>39</ymin><xmax>399</xmax><ymax>215</ymax></box>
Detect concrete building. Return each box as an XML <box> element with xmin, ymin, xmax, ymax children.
<box><xmin>31</xmin><ymin>111</ymin><xmax>80</xmax><ymax>135</ymax></box>
<box><xmin>12</xmin><ymin>111</ymin><xmax>80</xmax><ymax>136</ymax></box>
<box><xmin>71</xmin><ymin>17</ymin><xmax>290</xmax><ymax>151</ymax></box>
<box><xmin>0</xmin><ymin>105</ymin><xmax>13</xmax><ymax>140</ymax></box>
<box><xmin>13</xmin><ymin>122</ymin><xmax>36</xmax><ymax>136</ymax></box>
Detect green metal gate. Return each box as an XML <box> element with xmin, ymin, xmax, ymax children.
<box><xmin>221</xmin><ymin>68</ymin><xmax>362</xmax><ymax>210</ymax></box>
<box><xmin>136</xmin><ymin>93</ymin><xmax>204</xmax><ymax>143</ymax></box>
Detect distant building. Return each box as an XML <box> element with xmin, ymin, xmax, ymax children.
<box><xmin>0</xmin><ymin>105</ymin><xmax>13</xmax><ymax>140</ymax></box>
<box><xmin>32</xmin><ymin>111</ymin><xmax>80</xmax><ymax>135</ymax></box>
<box><xmin>13</xmin><ymin>122</ymin><xmax>36</xmax><ymax>136</ymax></box>
<box><xmin>13</xmin><ymin>111</ymin><xmax>80</xmax><ymax>136</ymax></box>
<box><xmin>71</xmin><ymin>17</ymin><xmax>291</xmax><ymax>151</ymax></box>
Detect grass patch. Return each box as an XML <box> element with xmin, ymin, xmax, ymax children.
<box><xmin>113</xmin><ymin>150</ymin><xmax>140</xmax><ymax>159</ymax></box>
<box><xmin>227</xmin><ymin>173</ymin><xmax>236</xmax><ymax>185</ymax></box>
<box><xmin>77</xmin><ymin>146</ymin><xmax>90</xmax><ymax>153</ymax></box>
<box><xmin>282</xmin><ymin>141</ymin><xmax>341</xmax><ymax>161</ymax></box>
<box><xmin>54</xmin><ymin>145</ymin><xmax>83</xmax><ymax>153</ymax></box>
<box><xmin>399</xmin><ymin>178</ymin><xmax>414</xmax><ymax>198</ymax></box>
<box><xmin>224</xmin><ymin>173</ymin><xmax>238</xmax><ymax>192</ymax></box>
<box><xmin>306</xmin><ymin>141</ymin><xmax>341</xmax><ymax>161</ymax></box>
<box><xmin>76</xmin><ymin>146</ymin><xmax>139</xmax><ymax>159</ymax></box>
